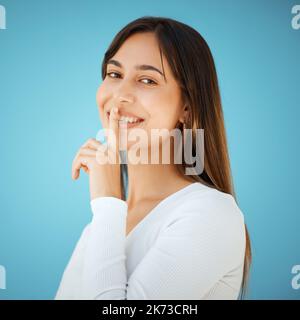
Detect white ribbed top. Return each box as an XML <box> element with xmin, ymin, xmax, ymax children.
<box><xmin>55</xmin><ymin>182</ymin><xmax>246</xmax><ymax>300</ymax></box>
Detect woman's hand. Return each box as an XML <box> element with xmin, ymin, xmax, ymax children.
<box><xmin>71</xmin><ymin>107</ymin><xmax>123</xmax><ymax>201</ymax></box>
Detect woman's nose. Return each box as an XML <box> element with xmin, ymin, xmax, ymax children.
<box><xmin>115</xmin><ymin>81</ymin><xmax>135</xmax><ymax>104</ymax></box>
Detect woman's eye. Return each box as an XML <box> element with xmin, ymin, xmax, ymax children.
<box><xmin>106</xmin><ymin>72</ymin><xmax>157</xmax><ymax>85</ymax></box>
<box><xmin>107</xmin><ymin>72</ymin><xmax>121</xmax><ymax>79</ymax></box>
<box><xmin>140</xmin><ymin>78</ymin><xmax>157</xmax><ymax>85</ymax></box>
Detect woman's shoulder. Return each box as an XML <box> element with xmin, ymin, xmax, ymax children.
<box><xmin>160</xmin><ymin>182</ymin><xmax>246</xmax><ymax>264</ymax></box>
<box><xmin>169</xmin><ymin>182</ymin><xmax>245</xmax><ymax>229</ymax></box>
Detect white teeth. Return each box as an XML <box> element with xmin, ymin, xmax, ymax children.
<box><xmin>119</xmin><ymin>115</ymin><xmax>140</xmax><ymax>123</ymax></box>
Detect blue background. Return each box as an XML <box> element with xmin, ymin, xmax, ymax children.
<box><xmin>0</xmin><ymin>0</ymin><xmax>299</xmax><ymax>299</ymax></box>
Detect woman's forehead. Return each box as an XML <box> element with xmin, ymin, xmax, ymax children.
<box><xmin>109</xmin><ymin>33</ymin><xmax>170</xmax><ymax>78</ymax></box>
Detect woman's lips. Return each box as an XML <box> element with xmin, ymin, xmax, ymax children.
<box><xmin>107</xmin><ymin>112</ymin><xmax>145</xmax><ymax>129</ymax></box>
<box><xmin>121</xmin><ymin>119</ymin><xmax>145</xmax><ymax>129</ymax></box>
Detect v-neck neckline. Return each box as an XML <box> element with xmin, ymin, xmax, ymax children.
<box><xmin>125</xmin><ymin>182</ymin><xmax>203</xmax><ymax>239</ymax></box>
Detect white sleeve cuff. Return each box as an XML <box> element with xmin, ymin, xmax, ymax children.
<box><xmin>90</xmin><ymin>197</ymin><xmax>128</xmax><ymax>217</ymax></box>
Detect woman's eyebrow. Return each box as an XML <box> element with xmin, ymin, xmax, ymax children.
<box><xmin>107</xmin><ymin>59</ymin><xmax>165</xmax><ymax>78</ymax></box>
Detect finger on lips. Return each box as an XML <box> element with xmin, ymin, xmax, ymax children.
<box><xmin>108</xmin><ymin>107</ymin><xmax>120</xmax><ymax>150</ymax></box>
<box><xmin>72</xmin><ymin>107</ymin><xmax>122</xmax><ymax>180</ymax></box>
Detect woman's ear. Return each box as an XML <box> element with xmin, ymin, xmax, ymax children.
<box><xmin>179</xmin><ymin>104</ymin><xmax>189</xmax><ymax>124</ymax></box>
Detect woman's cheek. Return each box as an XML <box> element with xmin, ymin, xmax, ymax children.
<box><xmin>96</xmin><ymin>84</ymin><xmax>106</xmax><ymax>108</ymax></box>
<box><xmin>96</xmin><ymin>84</ymin><xmax>109</xmax><ymax>125</ymax></box>
<box><xmin>147</xmin><ymin>105</ymin><xmax>174</xmax><ymax>129</ymax></box>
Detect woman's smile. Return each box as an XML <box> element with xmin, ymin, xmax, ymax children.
<box><xmin>107</xmin><ymin>111</ymin><xmax>145</xmax><ymax>129</ymax></box>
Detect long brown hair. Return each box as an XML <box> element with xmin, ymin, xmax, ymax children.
<box><xmin>101</xmin><ymin>16</ymin><xmax>251</xmax><ymax>299</ymax></box>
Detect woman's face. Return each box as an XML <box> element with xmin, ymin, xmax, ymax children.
<box><xmin>96</xmin><ymin>32</ymin><xmax>186</xmax><ymax>151</ymax></box>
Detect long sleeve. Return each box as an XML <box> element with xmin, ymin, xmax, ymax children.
<box><xmin>55</xmin><ymin>222</ymin><xmax>91</xmax><ymax>299</ymax></box>
<box><xmin>82</xmin><ymin>196</ymin><xmax>128</xmax><ymax>299</ymax></box>
<box><xmin>64</xmin><ymin>194</ymin><xmax>246</xmax><ymax>300</ymax></box>
<box><xmin>55</xmin><ymin>196</ymin><xmax>127</xmax><ymax>300</ymax></box>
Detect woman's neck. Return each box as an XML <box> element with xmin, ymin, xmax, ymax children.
<box><xmin>126</xmin><ymin>162</ymin><xmax>192</xmax><ymax>208</ymax></box>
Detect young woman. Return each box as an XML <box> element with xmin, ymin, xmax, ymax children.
<box><xmin>55</xmin><ymin>16</ymin><xmax>251</xmax><ymax>300</ymax></box>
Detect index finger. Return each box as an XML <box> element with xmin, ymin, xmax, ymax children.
<box><xmin>107</xmin><ymin>107</ymin><xmax>123</xmax><ymax>163</ymax></box>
